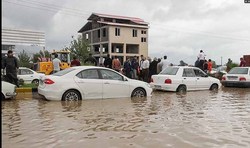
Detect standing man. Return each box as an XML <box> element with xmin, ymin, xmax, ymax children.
<box><xmin>3</xmin><ymin>50</ymin><xmax>19</xmax><ymax>87</ymax></box>
<box><xmin>158</xmin><ymin>55</ymin><xmax>170</xmax><ymax>72</ymax></box>
<box><xmin>71</xmin><ymin>56</ymin><xmax>81</xmax><ymax>67</ymax></box>
<box><xmin>139</xmin><ymin>55</ymin><xmax>144</xmax><ymax>80</ymax></box>
<box><xmin>131</xmin><ymin>56</ymin><xmax>139</xmax><ymax>79</ymax></box>
<box><xmin>104</xmin><ymin>54</ymin><xmax>112</xmax><ymax>69</ymax></box>
<box><xmin>84</xmin><ymin>53</ymin><xmax>98</xmax><ymax>66</ymax></box>
<box><xmin>52</xmin><ymin>54</ymin><xmax>61</xmax><ymax>73</ymax></box>
<box><xmin>240</xmin><ymin>57</ymin><xmax>246</xmax><ymax>67</ymax></box>
<box><xmin>142</xmin><ymin>57</ymin><xmax>150</xmax><ymax>82</ymax></box>
<box><xmin>207</xmin><ymin>59</ymin><xmax>213</xmax><ymax>74</ymax></box>
<box><xmin>198</xmin><ymin>50</ymin><xmax>206</xmax><ymax>70</ymax></box>
<box><xmin>149</xmin><ymin>57</ymin><xmax>158</xmax><ymax>79</ymax></box>
<box><xmin>112</xmin><ymin>56</ymin><xmax>121</xmax><ymax>72</ymax></box>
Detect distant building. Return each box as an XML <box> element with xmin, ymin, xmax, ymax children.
<box><xmin>78</xmin><ymin>13</ymin><xmax>149</xmax><ymax>64</ymax></box>
<box><xmin>1</xmin><ymin>28</ymin><xmax>45</xmax><ymax>58</ymax></box>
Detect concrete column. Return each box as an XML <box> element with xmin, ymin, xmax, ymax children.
<box><xmin>123</xmin><ymin>43</ymin><xmax>126</xmax><ymax>63</ymax></box>
<box><xmin>100</xmin><ymin>44</ymin><xmax>103</xmax><ymax>65</ymax></box>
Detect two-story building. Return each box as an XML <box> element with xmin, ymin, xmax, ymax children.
<box><xmin>78</xmin><ymin>13</ymin><xmax>149</xmax><ymax>65</ymax></box>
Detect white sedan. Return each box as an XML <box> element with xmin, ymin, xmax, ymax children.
<box><xmin>1</xmin><ymin>81</ymin><xmax>17</xmax><ymax>99</ymax></box>
<box><xmin>221</xmin><ymin>67</ymin><xmax>250</xmax><ymax>88</ymax></box>
<box><xmin>18</xmin><ymin>67</ymin><xmax>45</xmax><ymax>85</ymax></box>
<box><xmin>150</xmin><ymin>66</ymin><xmax>221</xmax><ymax>92</ymax></box>
<box><xmin>38</xmin><ymin>66</ymin><xmax>152</xmax><ymax>101</ymax></box>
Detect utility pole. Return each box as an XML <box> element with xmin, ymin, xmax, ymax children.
<box><xmin>221</xmin><ymin>56</ymin><xmax>223</xmax><ymax>66</ymax></box>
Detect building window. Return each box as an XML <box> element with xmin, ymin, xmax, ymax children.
<box><xmin>132</xmin><ymin>29</ymin><xmax>137</xmax><ymax>37</ymax></box>
<box><xmin>115</xmin><ymin>28</ymin><xmax>120</xmax><ymax>36</ymax></box>
<box><xmin>86</xmin><ymin>34</ymin><xmax>89</xmax><ymax>40</ymax></box>
<box><xmin>141</xmin><ymin>37</ymin><xmax>147</xmax><ymax>42</ymax></box>
<box><xmin>141</xmin><ymin>30</ymin><xmax>147</xmax><ymax>34</ymax></box>
<box><xmin>102</xmin><ymin>28</ymin><xmax>106</xmax><ymax>37</ymax></box>
<box><xmin>98</xmin><ymin>30</ymin><xmax>101</xmax><ymax>38</ymax></box>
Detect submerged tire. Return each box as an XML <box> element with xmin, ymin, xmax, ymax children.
<box><xmin>62</xmin><ymin>90</ymin><xmax>81</xmax><ymax>101</ymax></box>
<box><xmin>32</xmin><ymin>79</ymin><xmax>39</xmax><ymax>86</ymax></box>
<box><xmin>210</xmin><ymin>84</ymin><xmax>219</xmax><ymax>90</ymax></box>
<box><xmin>177</xmin><ymin>85</ymin><xmax>187</xmax><ymax>93</ymax></box>
<box><xmin>131</xmin><ymin>88</ymin><xmax>146</xmax><ymax>97</ymax></box>
<box><xmin>1</xmin><ymin>93</ymin><xmax>5</xmax><ymax>100</ymax></box>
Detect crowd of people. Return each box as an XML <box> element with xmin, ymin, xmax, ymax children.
<box><xmin>2</xmin><ymin>49</ymin><xmax>248</xmax><ymax>87</ymax></box>
<box><xmin>102</xmin><ymin>54</ymin><xmax>172</xmax><ymax>83</ymax></box>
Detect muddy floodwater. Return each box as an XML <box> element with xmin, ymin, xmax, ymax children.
<box><xmin>2</xmin><ymin>87</ymin><xmax>250</xmax><ymax>148</ymax></box>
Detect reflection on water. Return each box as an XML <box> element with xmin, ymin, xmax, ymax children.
<box><xmin>2</xmin><ymin>88</ymin><xmax>250</xmax><ymax>148</ymax></box>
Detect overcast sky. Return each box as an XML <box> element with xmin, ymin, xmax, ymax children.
<box><xmin>2</xmin><ymin>0</ymin><xmax>250</xmax><ymax>65</ymax></box>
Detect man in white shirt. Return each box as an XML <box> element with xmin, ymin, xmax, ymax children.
<box><xmin>52</xmin><ymin>54</ymin><xmax>61</xmax><ymax>73</ymax></box>
<box><xmin>197</xmin><ymin>50</ymin><xmax>206</xmax><ymax>70</ymax></box>
<box><xmin>159</xmin><ymin>55</ymin><xmax>170</xmax><ymax>72</ymax></box>
<box><xmin>142</xmin><ymin>57</ymin><xmax>150</xmax><ymax>82</ymax></box>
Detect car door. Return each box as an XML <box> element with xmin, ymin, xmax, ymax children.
<box><xmin>99</xmin><ymin>69</ymin><xmax>130</xmax><ymax>98</ymax></box>
<box><xmin>18</xmin><ymin>69</ymin><xmax>34</xmax><ymax>83</ymax></box>
<box><xmin>182</xmin><ymin>68</ymin><xmax>197</xmax><ymax>90</ymax></box>
<box><xmin>74</xmin><ymin>69</ymin><xmax>103</xmax><ymax>99</ymax></box>
<box><xmin>193</xmin><ymin>68</ymin><xmax>211</xmax><ymax>89</ymax></box>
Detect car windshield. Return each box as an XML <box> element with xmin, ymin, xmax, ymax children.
<box><xmin>52</xmin><ymin>68</ymin><xmax>76</xmax><ymax>76</ymax></box>
<box><xmin>216</xmin><ymin>66</ymin><xmax>226</xmax><ymax>72</ymax></box>
<box><xmin>228</xmin><ymin>67</ymin><xmax>248</xmax><ymax>74</ymax></box>
<box><xmin>159</xmin><ymin>67</ymin><xmax>179</xmax><ymax>75</ymax></box>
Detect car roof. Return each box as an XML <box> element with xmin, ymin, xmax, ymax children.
<box><xmin>71</xmin><ymin>66</ymin><xmax>111</xmax><ymax>70</ymax></box>
<box><xmin>166</xmin><ymin>66</ymin><xmax>197</xmax><ymax>68</ymax></box>
<box><xmin>19</xmin><ymin>67</ymin><xmax>30</xmax><ymax>69</ymax></box>
<box><xmin>232</xmin><ymin>67</ymin><xmax>250</xmax><ymax>68</ymax></box>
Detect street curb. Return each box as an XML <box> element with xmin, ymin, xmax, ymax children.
<box><xmin>16</xmin><ymin>87</ymin><xmax>38</xmax><ymax>93</ymax></box>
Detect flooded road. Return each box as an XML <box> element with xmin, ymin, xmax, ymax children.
<box><xmin>2</xmin><ymin>87</ymin><xmax>250</xmax><ymax>148</ymax></box>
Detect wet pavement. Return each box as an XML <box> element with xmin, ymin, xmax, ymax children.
<box><xmin>2</xmin><ymin>87</ymin><xmax>250</xmax><ymax>148</ymax></box>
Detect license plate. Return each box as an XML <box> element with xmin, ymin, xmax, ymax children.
<box><xmin>155</xmin><ymin>85</ymin><xmax>161</xmax><ymax>89</ymax></box>
<box><xmin>227</xmin><ymin>76</ymin><xmax>237</xmax><ymax>80</ymax></box>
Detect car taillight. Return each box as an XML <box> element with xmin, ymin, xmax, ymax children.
<box><xmin>165</xmin><ymin>79</ymin><xmax>172</xmax><ymax>84</ymax></box>
<box><xmin>239</xmin><ymin>77</ymin><xmax>246</xmax><ymax>81</ymax></box>
<box><xmin>44</xmin><ymin>79</ymin><xmax>54</xmax><ymax>84</ymax></box>
<box><xmin>221</xmin><ymin>76</ymin><xmax>226</xmax><ymax>81</ymax></box>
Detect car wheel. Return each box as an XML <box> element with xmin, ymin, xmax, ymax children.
<box><xmin>131</xmin><ymin>88</ymin><xmax>146</xmax><ymax>97</ymax></box>
<box><xmin>177</xmin><ymin>85</ymin><xmax>187</xmax><ymax>93</ymax></box>
<box><xmin>32</xmin><ymin>79</ymin><xmax>39</xmax><ymax>86</ymax></box>
<box><xmin>1</xmin><ymin>93</ymin><xmax>5</xmax><ymax>100</ymax></box>
<box><xmin>210</xmin><ymin>84</ymin><xmax>218</xmax><ymax>90</ymax></box>
<box><xmin>62</xmin><ymin>90</ymin><xmax>81</xmax><ymax>101</ymax></box>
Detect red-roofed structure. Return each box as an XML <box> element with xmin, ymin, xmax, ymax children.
<box><xmin>78</xmin><ymin>13</ymin><xmax>149</xmax><ymax>65</ymax></box>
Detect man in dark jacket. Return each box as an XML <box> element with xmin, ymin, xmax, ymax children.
<box><xmin>84</xmin><ymin>53</ymin><xmax>98</xmax><ymax>66</ymax></box>
<box><xmin>104</xmin><ymin>54</ymin><xmax>112</xmax><ymax>69</ymax></box>
<box><xmin>3</xmin><ymin>50</ymin><xmax>19</xmax><ymax>87</ymax></box>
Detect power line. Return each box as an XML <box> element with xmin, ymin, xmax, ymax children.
<box><xmin>4</xmin><ymin>0</ymin><xmax>250</xmax><ymax>42</ymax></box>
<box><xmin>3</xmin><ymin>0</ymin><xmax>89</xmax><ymax>18</ymax></box>
<box><xmin>151</xmin><ymin>23</ymin><xmax>250</xmax><ymax>42</ymax></box>
<box><xmin>16</xmin><ymin>0</ymin><xmax>91</xmax><ymax>16</ymax></box>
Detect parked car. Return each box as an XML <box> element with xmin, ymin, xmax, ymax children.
<box><xmin>1</xmin><ymin>81</ymin><xmax>17</xmax><ymax>99</ymax></box>
<box><xmin>17</xmin><ymin>67</ymin><xmax>45</xmax><ymax>85</ymax></box>
<box><xmin>38</xmin><ymin>66</ymin><xmax>152</xmax><ymax>101</ymax></box>
<box><xmin>210</xmin><ymin>66</ymin><xmax>227</xmax><ymax>75</ymax></box>
<box><xmin>221</xmin><ymin>67</ymin><xmax>250</xmax><ymax>88</ymax></box>
<box><xmin>150</xmin><ymin>66</ymin><xmax>221</xmax><ymax>92</ymax></box>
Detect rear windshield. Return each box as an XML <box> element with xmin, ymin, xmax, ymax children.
<box><xmin>159</xmin><ymin>67</ymin><xmax>179</xmax><ymax>75</ymax></box>
<box><xmin>228</xmin><ymin>68</ymin><xmax>249</xmax><ymax>74</ymax></box>
<box><xmin>52</xmin><ymin>68</ymin><xmax>76</xmax><ymax>76</ymax></box>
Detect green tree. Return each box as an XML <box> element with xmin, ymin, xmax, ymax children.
<box><xmin>18</xmin><ymin>50</ymin><xmax>31</xmax><ymax>67</ymax></box>
<box><xmin>65</xmin><ymin>36</ymin><xmax>90</xmax><ymax>64</ymax></box>
<box><xmin>32</xmin><ymin>49</ymin><xmax>50</xmax><ymax>63</ymax></box>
